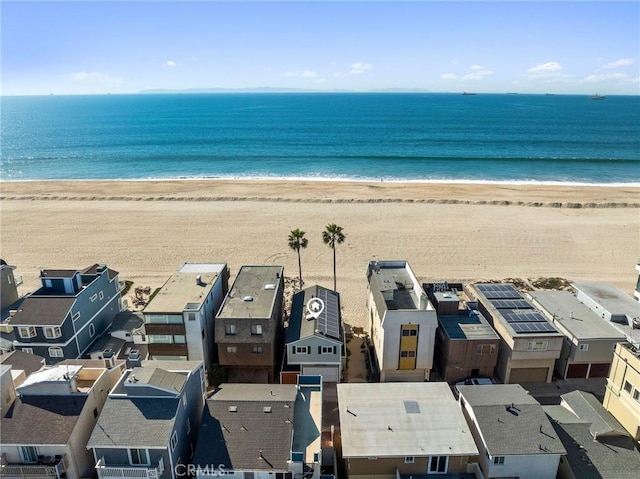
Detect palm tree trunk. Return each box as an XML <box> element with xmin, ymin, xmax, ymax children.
<box><xmin>332</xmin><ymin>246</ymin><xmax>337</xmax><ymax>291</ymax></box>
<box><xmin>297</xmin><ymin>249</ymin><xmax>303</xmax><ymax>289</ymax></box>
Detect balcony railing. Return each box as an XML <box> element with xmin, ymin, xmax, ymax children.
<box><xmin>95</xmin><ymin>457</ymin><xmax>164</xmax><ymax>479</ymax></box>
<box><xmin>1</xmin><ymin>459</ymin><xmax>65</xmax><ymax>479</ymax></box>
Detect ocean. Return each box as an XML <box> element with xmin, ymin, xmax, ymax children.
<box><xmin>1</xmin><ymin>93</ymin><xmax>639</xmax><ymax>184</ymax></box>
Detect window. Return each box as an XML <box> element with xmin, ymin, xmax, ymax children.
<box><xmin>188</xmin><ymin>313</ymin><xmax>196</xmax><ymax>321</ymax></box>
<box><xmin>295</xmin><ymin>346</ymin><xmax>308</xmax><ymax>354</ymax></box>
<box><xmin>428</xmin><ymin>456</ymin><xmax>447</xmax><ymax>474</ymax></box>
<box><xmin>476</xmin><ymin>344</ymin><xmax>496</xmax><ymax>355</ymax></box>
<box><xmin>251</xmin><ymin>324</ymin><xmax>263</xmax><ymax>335</ymax></box>
<box><xmin>145</xmin><ymin>314</ymin><xmax>183</xmax><ymax>324</ymax></box>
<box><xmin>170</xmin><ymin>431</ymin><xmax>178</xmax><ymax>451</ymax></box>
<box><xmin>225</xmin><ymin>324</ymin><xmax>236</xmax><ymax>335</ymax></box>
<box><xmin>623</xmin><ymin>380</ymin><xmax>633</xmax><ymax>394</ymax></box>
<box><xmin>404</xmin><ymin>457</ymin><xmax>415</xmax><ymax>464</ymax></box>
<box><xmin>579</xmin><ymin>344</ymin><xmax>589</xmax><ymax>351</ymax></box>
<box><xmin>90</xmin><ymin>294</ymin><xmax>98</xmax><ymax>302</ymax></box>
<box><xmin>321</xmin><ymin>346</ymin><xmax>335</xmax><ymax>354</ymax></box>
<box><xmin>493</xmin><ymin>456</ymin><xmax>505</xmax><ymax>465</ymax></box>
<box><xmin>44</xmin><ymin>326</ymin><xmax>62</xmax><ymax>339</ymax></box>
<box><xmin>129</xmin><ymin>448</ymin><xmax>149</xmax><ymax>466</ymax></box>
<box><xmin>402</xmin><ymin>329</ymin><xmax>418</xmax><ymax>336</ymax></box>
<box><xmin>89</xmin><ymin>323</ymin><xmax>96</xmax><ymax>337</ymax></box>
<box><xmin>93</xmin><ymin>407</ymin><xmax>99</xmax><ymax>418</ymax></box>
<box><xmin>174</xmin><ymin>335</ymin><xmax>186</xmax><ymax>344</ymax></box>
<box><xmin>400</xmin><ymin>351</ymin><xmax>416</xmax><ymax>358</ymax></box>
<box><xmin>48</xmin><ymin>347</ymin><xmax>64</xmax><ymax>358</ymax></box>
<box><xmin>182</xmin><ymin>393</ymin><xmax>188</xmax><ymax>408</ymax></box>
<box><xmin>21</xmin><ymin>348</ymin><xmax>33</xmax><ymax>354</ymax></box>
<box><xmin>19</xmin><ymin>446</ymin><xmax>38</xmax><ymax>463</ymax></box>
<box><xmin>149</xmin><ymin>335</ymin><xmax>173</xmax><ymax>344</ymax></box>
<box><xmin>527</xmin><ymin>340</ymin><xmax>548</xmax><ymax>351</ymax></box>
<box><xmin>252</xmin><ymin>346</ymin><xmax>263</xmax><ymax>354</ymax></box>
<box><xmin>227</xmin><ymin>346</ymin><xmax>237</xmax><ymax>354</ymax></box>
<box><xmin>633</xmin><ymin>389</ymin><xmax>640</xmax><ymax>403</ymax></box>
<box><xmin>99</xmin><ymin>291</ymin><xmax>104</xmax><ymax>300</ymax></box>
<box><xmin>72</xmin><ymin>312</ymin><xmax>81</xmax><ymax>321</ymax></box>
<box><xmin>18</xmin><ymin>326</ymin><xmax>36</xmax><ymax>339</ymax></box>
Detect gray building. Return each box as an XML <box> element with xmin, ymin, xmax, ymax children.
<box><xmin>528</xmin><ymin>290</ymin><xmax>626</xmax><ymax>379</ymax></box>
<box><xmin>216</xmin><ymin>266</ymin><xmax>285</xmax><ymax>383</ymax></box>
<box><xmin>283</xmin><ymin>285</ymin><xmax>345</xmax><ymax>383</ymax></box>
<box><xmin>544</xmin><ymin>390</ymin><xmax>640</xmax><ymax>479</ymax></box>
<box><xmin>87</xmin><ymin>360</ymin><xmax>205</xmax><ymax>479</ymax></box>
<box><xmin>1</xmin><ymin>362</ymin><xmax>119</xmax><ymax>479</ymax></box>
<box><xmin>572</xmin><ymin>282</ymin><xmax>640</xmax><ymax>347</ymax></box>
<box><xmin>6</xmin><ymin>265</ymin><xmax>123</xmax><ymax>364</ymax></box>
<box><xmin>1</xmin><ymin>260</ymin><xmax>24</xmax><ymax>354</ymax></box>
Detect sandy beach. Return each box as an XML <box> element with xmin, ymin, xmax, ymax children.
<box><xmin>1</xmin><ymin>180</ymin><xmax>638</xmax><ymax>330</ymax></box>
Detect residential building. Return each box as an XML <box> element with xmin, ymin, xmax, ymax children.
<box><xmin>193</xmin><ymin>379</ymin><xmax>324</xmax><ymax>479</ymax></box>
<box><xmin>143</xmin><ymin>263</ymin><xmax>229</xmax><ymax>368</ymax></box>
<box><xmin>602</xmin><ymin>342</ymin><xmax>640</xmax><ymax>441</ymax></box>
<box><xmin>366</xmin><ymin>261</ymin><xmax>438</xmax><ymax>382</ymax></box>
<box><xmin>544</xmin><ymin>390</ymin><xmax>640</xmax><ymax>479</ymax></box>
<box><xmin>1</xmin><ymin>260</ymin><xmax>25</xmax><ymax>354</ymax></box>
<box><xmin>424</xmin><ymin>282</ymin><xmax>499</xmax><ymax>383</ymax></box>
<box><xmin>634</xmin><ymin>263</ymin><xmax>640</xmax><ymax>302</ymax></box>
<box><xmin>282</xmin><ymin>285</ymin><xmax>345</xmax><ymax>384</ymax></box>
<box><xmin>528</xmin><ymin>290</ymin><xmax>625</xmax><ymax>379</ymax></box>
<box><xmin>1</xmin><ymin>361</ymin><xmax>120</xmax><ymax>479</ymax></box>
<box><xmin>457</xmin><ymin>384</ymin><xmax>566</xmax><ymax>479</ymax></box>
<box><xmin>467</xmin><ymin>283</ymin><xmax>563</xmax><ymax>383</ymax></box>
<box><xmin>6</xmin><ymin>264</ymin><xmax>123</xmax><ymax>363</ymax></box>
<box><xmin>215</xmin><ymin>266</ymin><xmax>285</xmax><ymax>383</ymax></box>
<box><xmin>88</xmin><ymin>311</ymin><xmax>148</xmax><ymax>368</ymax></box>
<box><xmin>571</xmin><ymin>282</ymin><xmax>640</xmax><ymax>346</ymax></box>
<box><xmin>0</xmin><ymin>350</ymin><xmax>46</xmax><ymax>386</ymax></box>
<box><xmin>87</xmin><ymin>360</ymin><xmax>206</xmax><ymax>479</ymax></box>
<box><xmin>338</xmin><ymin>382</ymin><xmax>478</xmax><ymax>478</ymax></box>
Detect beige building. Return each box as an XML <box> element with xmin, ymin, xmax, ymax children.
<box><xmin>366</xmin><ymin>261</ymin><xmax>438</xmax><ymax>382</ymax></box>
<box><xmin>467</xmin><ymin>283</ymin><xmax>563</xmax><ymax>383</ymax></box>
<box><xmin>603</xmin><ymin>342</ymin><xmax>640</xmax><ymax>441</ymax></box>
<box><xmin>337</xmin><ymin>382</ymin><xmax>478</xmax><ymax>479</ymax></box>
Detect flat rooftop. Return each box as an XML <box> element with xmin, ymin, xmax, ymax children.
<box><xmin>439</xmin><ymin>310</ymin><xmax>500</xmax><ymax>341</ymax></box>
<box><xmin>368</xmin><ymin>262</ymin><xmax>421</xmax><ymax>311</ymax></box>
<box><xmin>573</xmin><ymin>282</ymin><xmax>640</xmax><ymax>317</ymax></box>
<box><xmin>144</xmin><ymin>263</ymin><xmax>226</xmax><ymax>314</ymax></box>
<box><xmin>529</xmin><ymin>291</ymin><xmax>626</xmax><ymax>341</ymax></box>
<box><xmin>217</xmin><ymin>266</ymin><xmax>283</xmax><ymax>319</ymax></box>
<box><xmin>337</xmin><ymin>382</ymin><xmax>477</xmax><ymax>458</ymax></box>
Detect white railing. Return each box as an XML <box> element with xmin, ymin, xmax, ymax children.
<box><xmin>96</xmin><ymin>457</ymin><xmax>164</xmax><ymax>479</ymax></box>
<box><xmin>0</xmin><ymin>464</ymin><xmax>59</xmax><ymax>479</ymax></box>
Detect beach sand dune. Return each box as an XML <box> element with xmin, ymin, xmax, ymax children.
<box><xmin>1</xmin><ymin>180</ymin><xmax>638</xmax><ymax>330</ymax></box>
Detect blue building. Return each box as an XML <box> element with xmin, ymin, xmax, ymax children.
<box><xmin>6</xmin><ymin>264</ymin><xmax>123</xmax><ymax>363</ymax></box>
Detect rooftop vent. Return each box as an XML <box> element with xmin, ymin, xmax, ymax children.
<box><xmin>229</xmin><ymin>406</ymin><xmax>237</xmax><ymax>413</ymax></box>
<box><xmin>403</xmin><ymin>400</ymin><xmax>421</xmax><ymax>414</ymax></box>
<box><xmin>243</xmin><ymin>296</ymin><xmax>254</xmax><ymax>302</ymax></box>
<box><xmin>263</xmin><ymin>406</ymin><xmax>272</xmax><ymax>413</ymax></box>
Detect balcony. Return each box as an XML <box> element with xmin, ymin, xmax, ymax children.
<box><xmin>1</xmin><ymin>455</ymin><xmax>66</xmax><ymax>479</ymax></box>
<box><xmin>95</xmin><ymin>457</ymin><xmax>164</xmax><ymax>479</ymax></box>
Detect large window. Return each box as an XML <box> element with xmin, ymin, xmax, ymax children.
<box><xmin>476</xmin><ymin>344</ymin><xmax>496</xmax><ymax>355</ymax></box>
<box><xmin>129</xmin><ymin>448</ymin><xmax>149</xmax><ymax>466</ymax></box>
<box><xmin>48</xmin><ymin>347</ymin><xmax>64</xmax><ymax>358</ymax></box>
<box><xmin>18</xmin><ymin>326</ymin><xmax>36</xmax><ymax>339</ymax></box>
<box><xmin>225</xmin><ymin>324</ymin><xmax>236</xmax><ymax>335</ymax></box>
<box><xmin>148</xmin><ymin>335</ymin><xmax>186</xmax><ymax>344</ymax></box>
<box><xmin>145</xmin><ymin>314</ymin><xmax>183</xmax><ymax>324</ymax></box>
<box><xmin>19</xmin><ymin>446</ymin><xmax>38</xmax><ymax>463</ymax></box>
<box><xmin>428</xmin><ymin>456</ymin><xmax>448</xmax><ymax>474</ymax></box>
<box><xmin>44</xmin><ymin>326</ymin><xmax>62</xmax><ymax>339</ymax></box>
<box><xmin>251</xmin><ymin>324</ymin><xmax>263</xmax><ymax>336</ymax></box>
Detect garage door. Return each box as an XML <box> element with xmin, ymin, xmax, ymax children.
<box><xmin>566</xmin><ymin>363</ymin><xmax>589</xmax><ymax>379</ymax></box>
<box><xmin>588</xmin><ymin>363</ymin><xmax>611</xmax><ymax>378</ymax></box>
<box><xmin>509</xmin><ymin>367</ymin><xmax>549</xmax><ymax>383</ymax></box>
<box><xmin>303</xmin><ymin>366</ymin><xmax>339</xmax><ymax>382</ymax></box>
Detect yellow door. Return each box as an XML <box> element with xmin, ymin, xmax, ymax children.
<box><xmin>399</xmin><ymin>324</ymin><xmax>418</xmax><ymax>370</ymax></box>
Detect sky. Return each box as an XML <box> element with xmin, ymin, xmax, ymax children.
<box><xmin>2</xmin><ymin>1</ymin><xmax>639</xmax><ymax>96</ymax></box>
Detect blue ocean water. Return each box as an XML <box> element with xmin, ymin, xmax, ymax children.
<box><xmin>1</xmin><ymin>93</ymin><xmax>639</xmax><ymax>184</ymax></box>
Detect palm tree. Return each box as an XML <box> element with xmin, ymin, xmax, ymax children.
<box><xmin>288</xmin><ymin>229</ymin><xmax>308</xmax><ymax>289</ymax></box>
<box><xmin>322</xmin><ymin>223</ymin><xmax>346</xmax><ymax>291</ymax></box>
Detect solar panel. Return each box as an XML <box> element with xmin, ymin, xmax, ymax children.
<box><xmin>490</xmin><ymin>299</ymin><xmax>532</xmax><ymax>310</ymax></box>
<box><xmin>315</xmin><ymin>287</ymin><xmax>341</xmax><ymax>340</ymax></box>
<box><xmin>475</xmin><ymin>283</ymin><xmax>523</xmax><ymax>299</ymax></box>
<box><xmin>501</xmin><ymin>309</ymin><xmax>548</xmax><ymax>323</ymax></box>
<box><xmin>511</xmin><ymin>321</ymin><xmax>558</xmax><ymax>334</ymax></box>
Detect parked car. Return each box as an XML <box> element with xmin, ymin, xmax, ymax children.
<box><xmin>453</xmin><ymin>377</ymin><xmax>493</xmax><ymax>398</ymax></box>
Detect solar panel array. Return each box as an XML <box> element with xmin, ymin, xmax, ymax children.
<box><xmin>475</xmin><ymin>283</ymin><xmax>558</xmax><ymax>335</ymax></box>
<box><xmin>314</xmin><ymin>287</ymin><xmax>341</xmax><ymax>340</ymax></box>
<box><xmin>475</xmin><ymin>283</ymin><xmax>523</xmax><ymax>299</ymax></box>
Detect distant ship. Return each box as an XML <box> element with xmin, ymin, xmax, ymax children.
<box><xmin>462</xmin><ymin>91</ymin><xmax>476</xmax><ymax>96</ymax></box>
<box><xmin>590</xmin><ymin>93</ymin><xmax>605</xmax><ymax>100</ymax></box>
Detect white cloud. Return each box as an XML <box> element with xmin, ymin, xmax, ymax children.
<box><xmin>451</xmin><ymin>60</ymin><xmax>459</xmax><ymax>65</ymax></box>
<box><xmin>283</xmin><ymin>70</ymin><xmax>318</xmax><ymax>78</ymax></box>
<box><xmin>582</xmin><ymin>72</ymin><xmax>634</xmax><ymax>83</ymax></box>
<box><xmin>348</xmin><ymin>62</ymin><xmax>372</xmax><ymax>75</ymax></box>
<box><xmin>440</xmin><ymin>73</ymin><xmax>458</xmax><ymax>80</ymax></box>
<box><xmin>527</xmin><ymin>62</ymin><xmax>562</xmax><ymax>73</ymax></box>
<box><xmin>441</xmin><ymin>65</ymin><xmax>493</xmax><ymax>81</ymax></box>
<box><xmin>601</xmin><ymin>58</ymin><xmax>634</xmax><ymax>69</ymax></box>
<box><xmin>164</xmin><ymin>60</ymin><xmax>178</xmax><ymax>68</ymax></box>
<box><xmin>69</xmin><ymin>71</ymin><xmax>120</xmax><ymax>86</ymax></box>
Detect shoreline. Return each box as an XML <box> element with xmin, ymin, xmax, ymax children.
<box><xmin>1</xmin><ymin>179</ymin><xmax>639</xmax><ymax>208</ymax></box>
